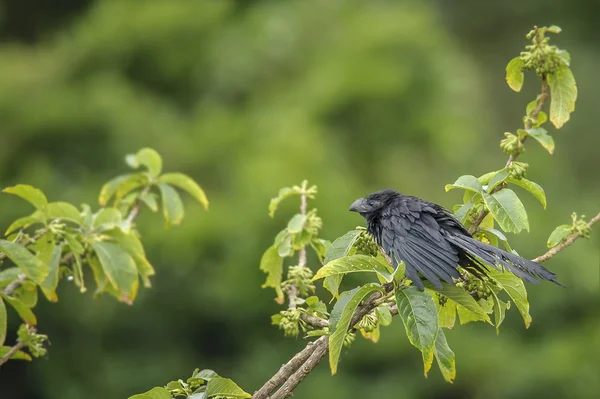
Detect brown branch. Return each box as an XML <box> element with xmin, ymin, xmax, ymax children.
<box><xmin>0</xmin><ymin>340</ymin><xmax>25</xmax><ymax>367</ymax></box>
<box><xmin>269</xmin><ymin>336</ymin><xmax>329</xmax><ymax>399</ymax></box>
<box><xmin>126</xmin><ymin>184</ymin><xmax>152</xmax><ymax>225</ymax></box>
<box><xmin>252</xmin><ymin>339</ymin><xmax>321</xmax><ymax>399</ymax></box>
<box><xmin>468</xmin><ymin>75</ymin><xmax>550</xmax><ymax>235</ymax></box>
<box><xmin>299</xmin><ymin>313</ymin><xmax>328</xmax><ymax>329</ymax></box>
<box><xmin>533</xmin><ymin>211</ymin><xmax>600</xmax><ymax>263</ymax></box>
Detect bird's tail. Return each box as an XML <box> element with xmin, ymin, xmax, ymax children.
<box><xmin>446</xmin><ymin>234</ymin><xmax>563</xmax><ymax>286</ymax></box>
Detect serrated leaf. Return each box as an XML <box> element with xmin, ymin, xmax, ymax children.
<box><xmin>128</xmin><ymin>387</ymin><xmax>171</xmax><ymax>399</ymax></box>
<box><xmin>434</xmin><ymin>327</ymin><xmax>455</xmax><ymax>382</ymax></box>
<box><xmin>0</xmin><ymin>346</ymin><xmax>32</xmax><ymax>361</ymax></box>
<box><xmin>506</xmin><ymin>57</ymin><xmax>524</xmax><ymax>92</ymax></box>
<box><xmin>1</xmin><ymin>294</ymin><xmax>37</xmax><ymax>325</ymax></box>
<box><xmin>508</xmin><ymin>178</ymin><xmax>547</xmax><ymax>209</ymax></box>
<box><xmin>425</xmin><ymin>282</ymin><xmax>491</xmax><ymax>324</ymax></box>
<box><xmin>128</xmin><ymin>148</ymin><xmax>163</xmax><ymax>177</ymax></box>
<box><xmin>313</xmin><ymin>254</ymin><xmax>392</xmax><ymax>282</ymax></box>
<box><xmin>287</xmin><ymin>214</ymin><xmax>307</xmax><ymax>234</ymax></box>
<box><xmin>488</xmin><ymin>269</ymin><xmax>531</xmax><ymax>328</ymax></box>
<box><xmin>483</xmin><ymin>189</ymin><xmax>529</xmax><ymax>233</ymax></box>
<box><xmin>205</xmin><ymin>377</ymin><xmax>251</xmax><ymax>398</ymax></box>
<box><xmin>520</xmin><ymin>127</ymin><xmax>555</xmax><ymax>154</ymax></box>
<box><xmin>491</xmin><ymin>291</ymin><xmax>508</xmax><ymax>334</ymax></box>
<box><xmin>324</xmin><ymin>230</ymin><xmax>361</xmax><ymax>263</ymax></box>
<box><xmin>547</xmin><ymin>225</ymin><xmax>572</xmax><ymax>248</ymax></box>
<box><xmin>0</xmin><ymin>240</ymin><xmax>48</xmax><ymax>283</ymax></box>
<box><xmin>93</xmin><ymin>208</ymin><xmax>122</xmax><ymax>229</ymax></box>
<box><xmin>445</xmin><ymin>175</ymin><xmax>483</xmax><ymax>193</ymax></box>
<box><xmin>549</xmin><ymin>64</ymin><xmax>577</xmax><ymax>129</ymax></box>
<box><xmin>159</xmin><ymin>173</ymin><xmax>209</xmax><ymax>210</ymax></box>
<box><xmin>395</xmin><ymin>287</ymin><xmax>438</xmax><ymax>376</ymax></box>
<box><xmin>259</xmin><ymin>245</ymin><xmax>284</xmax><ymax>304</ymax></box>
<box><xmin>158</xmin><ymin>183</ymin><xmax>185</xmax><ymax>225</ymax></box>
<box><xmin>329</xmin><ymin>283</ymin><xmax>383</xmax><ymax>375</ymax></box>
<box><xmin>268</xmin><ymin>187</ymin><xmax>297</xmax><ymax>218</ymax></box>
<box><xmin>0</xmin><ymin>298</ymin><xmax>7</xmax><ymax>346</ymax></box>
<box><xmin>44</xmin><ymin>202</ymin><xmax>83</xmax><ymax>225</ymax></box>
<box><xmin>90</xmin><ymin>241</ymin><xmax>139</xmax><ymax>304</ymax></box>
<box><xmin>3</xmin><ymin>185</ymin><xmax>48</xmax><ymax>209</ymax></box>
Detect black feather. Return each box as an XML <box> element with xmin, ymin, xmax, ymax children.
<box><xmin>349</xmin><ymin>189</ymin><xmax>562</xmax><ymax>289</ymax></box>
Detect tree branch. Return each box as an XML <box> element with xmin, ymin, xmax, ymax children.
<box><xmin>0</xmin><ymin>340</ymin><xmax>25</xmax><ymax>367</ymax></box>
<box><xmin>533</xmin><ymin>211</ymin><xmax>600</xmax><ymax>263</ymax></box>
<box><xmin>2</xmin><ymin>273</ymin><xmax>27</xmax><ymax>296</ymax></box>
<box><xmin>469</xmin><ymin>75</ymin><xmax>550</xmax><ymax>234</ymax></box>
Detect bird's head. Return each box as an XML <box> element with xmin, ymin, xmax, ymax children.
<box><xmin>349</xmin><ymin>189</ymin><xmax>400</xmax><ymax>218</ymax></box>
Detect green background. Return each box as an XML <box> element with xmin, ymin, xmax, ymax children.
<box><xmin>0</xmin><ymin>1</ymin><xmax>598</xmax><ymax>398</ymax></box>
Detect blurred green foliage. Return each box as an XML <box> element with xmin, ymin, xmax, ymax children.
<box><xmin>0</xmin><ymin>0</ymin><xmax>598</xmax><ymax>398</ymax></box>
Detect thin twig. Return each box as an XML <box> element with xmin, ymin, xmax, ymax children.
<box><xmin>469</xmin><ymin>75</ymin><xmax>550</xmax><ymax>235</ymax></box>
<box><xmin>533</xmin><ymin>211</ymin><xmax>600</xmax><ymax>263</ymax></box>
<box><xmin>2</xmin><ymin>273</ymin><xmax>27</xmax><ymax>296</ymax></box>
<box><xmin>126</xmin><ymin>184</ymin><xmax>152</xmax><ymax>226</ymax></box>
<box><xmin>285</xmin><ymin>189</ymin><xmax>309</xmax><ymax>310</ymax></box>
<box><xmin>0</xmin><ymin>340</ymin><xmax>25</xmax><ymax>367</ymax></box>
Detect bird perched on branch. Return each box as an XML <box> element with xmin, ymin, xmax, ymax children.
<box><xmin>349</xmin><ymin>189</ymin><xmax>561</xmax><ymax>289</ymax></box>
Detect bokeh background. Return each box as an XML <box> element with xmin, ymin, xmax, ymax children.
<box><xmin>0</xmin><ymin>1</ymin><xmax>598</xmax><ymax>398</ymax></box>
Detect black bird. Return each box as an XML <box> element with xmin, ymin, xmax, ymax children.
<box><xmin>349</xmin><ymin>189</ymin><xmax>560</xmax><ymax>289</ymax></box>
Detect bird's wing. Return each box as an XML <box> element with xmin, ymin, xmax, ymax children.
<box><xmin>380</xmin><ymin>201</ymin><xmax>461</xmax><ymax>289</ymax></box>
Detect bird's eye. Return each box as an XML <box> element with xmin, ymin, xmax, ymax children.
<box><xmin>368</xmin><ymin>200</ymin><xmax>375</xmax><ymax>207</ymax></box>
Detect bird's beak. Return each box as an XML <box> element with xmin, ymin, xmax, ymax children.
<box><xmin>349</xmin><ymin>198</ymin><xmax>368</xmax><ymax>213</ymax></box>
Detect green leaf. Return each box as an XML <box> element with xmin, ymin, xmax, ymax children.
<box><xmin>287</xmin><ymin>214</ymin><xmax>307</xmax><ymax>234</ymax></box>
<box><xmin>38</xmin><ymin>243</ymin><xmax>62</xmax><ymax>303</ymax></box>
<box><xmin>3</xmin><ymin>185</ymin><xmax>48</xmax><ymax>209</ymax></box>
<box><xmin>0</xmin><ymin>346</ymin><xmax>32</xmax><ymax>361</ymax></box>
<box><xmin>64</xmin><ymin>233</ymin><xmax>84</xmax><ymax>254</ymax></box>
<box><xmin>483</xmin><ymin>189</ymin><xmax>529</xmax><ymax>233</ymax></box>
<box><xmin>323</xmin><ymin>275</ymin><xmax>343</xmax><ymax>299</ymax></box>
<box><xmin>324</xmin><ymin>230</ymin><xmax>361</xmax><ymax>263</ymax></box>
<box><xmin>329</xmin><ymin>283</ymin><xmax>383</xmax><ymax>375</ymax></box>
<box><xmin>93</xmin><ymin>208</ymin><xmax>123</xmax><ymax>229</ymax></box>
<box><xmin>5</xmin><ymin>213</ymin><xmax>44</xmax><ymax>236</ymax></box>
<box><xmin>425</xmin><ymin>282</ymin><xmax>491</xmax><ymax>324</ymax></box>
<box><xmin>259</xmin><ymin>245</ymin><xmax>284</xmax><ymax>304</ymax></box>
<box><xmin>395</xmin><ymin>287</ymin><xmax>438</xmax><ymax>376</ymax></box>
<box><xmin>1</xmin><ymin>294</ymin><xmax>37</xmax><ymax>325</ymax></box>
<box><xmin>127</xmin><ymin>148</ymin><xmax>163</xmax><ymax>177</ymax></box>
<box><xmin>99</xmin><ymin>175</ymin><xmax>130</xmax><ymax>206</ymax></box>
<box><xmin>159</xmin><ymin>173</ymin><xmax>209</xmax><ymax>211</ymax></box>
<box><xmin>519</xmin><ymin>127</ymin><xmax>555</xmax><ymax>154</ymax></box>
<box><xmin>0</xmin><ymin>268</ymin><xmax>22</xmax><ymax>289</ymax></box>
<box><xmin>487</xmin><ymin>169</ymin><xmax>510</xmax><ymax>192</ymax></box>
<box><xmin>90</xmin><ymin>241</ymin><xmax>139</xmax><ymax>304</ymax></box>
<box><xmin>477</xmin><ymin>171</ymin><xmax>497</xmax><ymax>185</ymax></box>
<box><xmin>508</xmin><ymin>178</ymin><xmax>547</xmax><ymax>209</ymax></box>
<box><xmin>436</xmin><ymin>300</ymin><xmax>456</xmax><ymax>329</ymax></box>
<box><xmin>313</xmin><ymin>254</ymin><xmax>392</xmax><ymax>282</ymax></box>
<box><xmin>557</xmin><ymin>49</ymin><xmax>571</xmax><ymax>67</ymax></box>
<box><xmin>158</xmin><ymin>183</ymin><xmax>185</xmax><ymax>225</ymax></box>
<box><xmin>491</xmin><ymin>291</ymin><xmax>508</xmax><ymax>334</ymax></box>
<box><xmin>128</xmin><ymin>387</ymin><xmax>171</xmax><ymax>399</ymax></box>
<box><xmin>109</xmin><ymin>230</ymin><xmax>155</xmax><ymax>288</ymax></box>
<box><xmin>112</xmin><ymin>174</ymin><xmax>148</xmax><ymax>205</ymax></box>
<box><xmin>548</xmin><ymin>64</ymin><xmax>577</xmax><ymax>129</ymax></box>
<box><xmin>44</xmin><ymin>202</ymin><xmax>84</xmax><ymax>225</ymax></box>
<box><xmin>268</xmin><ymin>187</ymin><xmax>297</xmax><ymax>218</ymax></box>
<box><xmin>12</xmin><ymin>281</ymin><xmax>38</xmax><ymax>308</ymax></box>
<box><xmin>547</xmin><ymin>224</ymin><xmax>572</xmax><ymax>248</ymax></box>
<box><xmin>0</xmin><ymin>298</ymin><xmax>6</xmax><ymax>346</ymax></box>
<box><xmin>505</xmin><ymin>57</ymin><xmax>524</xmax><ymax>92</ymax></box>
<box><xmin>488</xmin><ymin>269</ymin><xmax>531</xmax><ymax>328</ymax></box>
<box><xmin>445</xmin><ymin>175</ymin><xmax>483</xmax><ymax>193</ymax></box>
<box><xmin>452</xmin><ymin>203</ymin><xmax>472</xmax><ymax>224</ymax></box>
<box><xmin>376</xmin><ymin>305</ymin><xmax>392</xmax><ymax>327</ymax></box>
<box><xmin>140</xmin><ymin>192</ymin><xmax>159</xmax><ymax>212</ymax></box>
<box><xmin>205</xmin><ymin>377</ymin><xmax>251</xmax><ymax>398</ymax></box>
<box><xmin>0</xmin><ymin>240</ymin><xmax>48</xmax><ymax>283</ymax></box>
<box><xmin>434</xmin><ymin>327</ymin><xmax>456</xmax><ymax>383</ymax></box>
<box><xmin>276</xmin><ymin>234</ymin><xmax>293</xmax><ymax>257</ymax></box>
